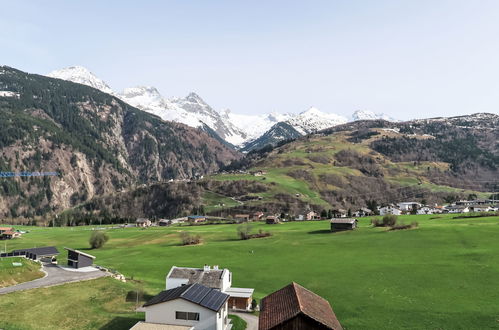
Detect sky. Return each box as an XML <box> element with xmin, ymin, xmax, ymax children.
<box><xmin>1</xmin><ymin>0</ymin><xmax>499</xmax><ymax>120</ymax></box>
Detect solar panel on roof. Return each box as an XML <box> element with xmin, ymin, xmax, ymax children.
<box><xmin>182</xmin><ymin>283</ymin><xmax>211</xmax><ymax>304</ymax></box>
<box><xmin>143</xmin><ymin>283</ymin><xmax>229</xmax><ymax>311</ymax></box>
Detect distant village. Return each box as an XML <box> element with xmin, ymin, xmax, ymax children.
<box><xmin>1</xmin><ymin>199</ymin><xmax>498</xmax><ymax>241</ymax></box>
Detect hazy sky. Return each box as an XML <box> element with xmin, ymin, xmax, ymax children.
<box><xmin>1</xmin><ymin>0</ymin><xmax>499</xmax><ymax>119</ymax></box>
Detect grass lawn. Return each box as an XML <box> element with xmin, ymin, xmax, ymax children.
<box><xmin>0</xmin><ymin>277</ymin><xmax>143</xmax><ymax>330</ymax></box>
<box><xmin>1</xmin><ymin>214</ymin><xmax>499</xmax><ymax>329</ymax></box>
<box><xmin>0</xmin><ymin>257</ymin><xmax>44</xmax><ymax>288</ymax></box>
<box><xmin>228</xmin><ymin>315</ymin><xmax>247</xmax><ymax>330</ymax></box>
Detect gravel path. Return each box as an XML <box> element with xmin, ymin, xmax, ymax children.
<box><xmin>231</xmin><ymin>312</ymin><xmax>258</xmax><ymax>330</ymax></box>
<box><xmin>0</xmin><ymin>262</ymin><xmax>108</xmax><ymax>295</ymax></box>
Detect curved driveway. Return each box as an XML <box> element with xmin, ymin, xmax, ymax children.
<box><xmin>0</xmin><ymin>263</ymin><xmax>108</xmax><ymax>295</ymax></box>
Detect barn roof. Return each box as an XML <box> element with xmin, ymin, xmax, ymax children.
<box><xmin>167</xmin><ymin>266</ymin><xmax>226</xmax><ymax>289</ymax></box>
<box><xmin>143</xmin><ymin>283</ymin><xmax>229</xmax><ymax>312</ymax></box>
<box><xmin>259</xmin><ymin>282</ymin><xmax>342</xmax><ymax>330</ymax></box>
<box><xmin>64</xmin><ymin>247</ymin><xmax>96</xmax><ymax>259</ymax></box>
<box><xmin>13</xmin><ymin>246</ymin><xmax>59</xmax><ymax>256</ymax></box>
<box><xmin>330</xmin><ymin>218</ymin><xmax>357</xmax><ymax>224</ymax></box>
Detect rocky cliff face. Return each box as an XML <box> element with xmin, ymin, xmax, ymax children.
<box><xmin>0</xmin><ymin>66</ymin><xmax>240</xmax><ymax>218</ymax></box>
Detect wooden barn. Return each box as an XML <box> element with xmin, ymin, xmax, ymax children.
<box><xmin>187</xmin><ymin>215</ymin><xmax>207</xmax><ymax>223</ymax></box>
<box><xmin>225</xmin><ymin>287</ymin><xmax>254</xmax><ymax>311</ymax></box>
<box><xmin>266</xmin><ymin>216</ymin><xmax>279</xmax><ymax>224</ymax></box>
<box><xmin>64</xmin><ymin>247</ymin><xmax>95</xmax><ymax>268</ymax></box>
<box><xmin>259</xmin><ymin>282</ymin><xmax>342</xmax><ymax>330</ymax></box>
<box><xmin>234</xmin><ymin>214</ymin><xmax>250</xmax><ymax>222</ymax></box>
<box><xmin>330</xmin><ymin>219</ymin><xmax>358</xmax><ymax>232</ymax></box>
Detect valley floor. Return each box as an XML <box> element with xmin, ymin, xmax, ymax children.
<box><xmin>1</xmin><ymin>214</ymin><xmax>499</xmax><ymax>329</ymax></box>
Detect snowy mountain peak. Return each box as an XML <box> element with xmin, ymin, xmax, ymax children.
<box><xmin>185</xmin><ymin>92</ymin><xmax>206</xmax><ymax>104</ymax></box>
<box><xmin>352</xmin><ymin>110</ymin><xmax>397</xmax><ymax>122</ymax></box>
<box><xmin>47</xmin><ymin>66</ymin><xmax>114</xmax><ymax>95</ymax></box>
<box><xmin>286</xmin><ymin>107</ymin><xmax>348</xmax><ymax>134</ymax></box>
<box><xmin>300</xmin><ymin>106</ymin><xmax>323</xmax><ymax>116</ymax></box>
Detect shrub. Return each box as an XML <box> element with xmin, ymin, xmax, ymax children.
<box><xmin>382</xmin><ymin>214</ymin><xmax>398</xmax><ymax>227</ymax></box>
<box><xmin>390</xmin><ymin>221</ymin><xmax>419</xmax><ymax>231</ymax></box>
<box><xmin>89</xmin><ymin>230</ymin><xmax>109</xmax><ymax>249</ymax></box>
<box><xmin>180</xmin><ymin>231</ymin><xmax>202</xmax><ymax>246</ymax></box>
<box><xmin>236</xmin><ymin>225</ymin><xmax>272</xmax><ymax>240</ymax></box>
<box><xmin>237</xmin><ymin>223</ymin><xmax>252</xmax><ymax>240</ymax></box>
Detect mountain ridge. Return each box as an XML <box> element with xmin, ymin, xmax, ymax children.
<box><xmin>47</xmin><ymin>66</ymin><xmax>400</xmax><ymax>149</ymax></box>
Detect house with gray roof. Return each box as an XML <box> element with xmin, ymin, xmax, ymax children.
<box><xmin>135</xmin><ymin>283</ymin><xmax>231</xmax><ymax>330</ymax></box>
<box><xmin>166</xmin><ymin>265</ymin><xmax>255</xmax><ymax>311</ymax></box>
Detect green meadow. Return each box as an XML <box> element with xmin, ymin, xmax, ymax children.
<box><xmin>0</xmin><ymin>257</ymin><xmax>44</xmax><ymax>288</ymax></box>
<box><xmin>1</xmin><ymin>214</ymin><xmax>499</xmax><ymax>329</ymax></box>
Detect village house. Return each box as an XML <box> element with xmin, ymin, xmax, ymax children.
<box><xmin>136</xmin><ymin>283</ymin><xmax>231</xmax><ymax>330</ymax></box>
<box><xmin>136</xmin><ymin>218</ymin><xmax>152</xmax><ymax>227</ymax></box>
<box><xmin>469</xmin><ymin>205</ymin><xmax>494</xmax><ymax>212</ymax></box>
<box><xmin>456</xmin><ymin>199</ymin><xmax>493</xmax><ymax>206</ymax></box>
<box><xmin>188</xmin><ymin>216</ymin><xmax>207</xmax><ymax>223</ymax></box>
<box><xmin>353</xmin><ymin>208</ymin><xmax>372</xmax><ymax>217</ymax></box>
<box><xmin>259</xmin><ymin>282</ymin><xmax>343</xmax><ymax>330</ymax></box>
<box><xmin>445</xmin><ymin>205</ymin><xmax>470</xmax><ymax>213</ymax></box>
<box><xmin>166</xmin><ymin>265</ymin><xmax>255</xmax><ymax>312</ymax></box>
<box><xmin>296</xmin><ymin>211</ymin><xmax>319</xmax><ymax>221</ymax></box>
<box><xmin>252</xmin><ymin>212</ymin><xmax>265</xmax><ymax>221</ymax></box>
<box><xmin>0</xmin><ymin>227</ymin><xmax>21</xmax><ymax>240</ymax></box>
<box><xmin>234</xmin><ymin>214</ymin><xmax>250</xmax><ymax>222</ymax></box>
<box><xmin>330</xmin><ymin>219</ymin><xmax>358</xmax><ymax>232</ymax></box>
<box><xmin>379</xmin><ymin>206</ymin><xmax>402</xmax><ymax>216</ymax></box>
<box><xmin>417</xmin><ymin>206</ymin><xmax>434</xmax><ymax>215</ymax></box>
<box><xmin>266</xmin><ymin>216</ymin><xmax>280</xmax><ymax>224</ymax></box>
<box><xmin>398</xmin><ymin>202</ymin><xmax>422</xmax><ymax>212</ymax></box>
<box><xmin>158</xmin><ymin>219</ymin><xmax>171</xmax><ymax>226</ymax></box>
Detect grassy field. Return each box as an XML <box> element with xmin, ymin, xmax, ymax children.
<box><xmin>0</xmin><ymin>277</ymin><xmax>143</xmax><ymax>330</ymax></box>
<box><xmin>1</xmin><ymin>214</ymin><xmax>499</xmax><ymax>329</ymax></box>
<box><xmin>0</xmin><ymin>257</ymin><xmax>44</xmax><ymax>288</ymax></box>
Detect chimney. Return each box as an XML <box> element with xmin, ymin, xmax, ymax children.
<box><xmin>213</xmin><ymin>265</ymin><xmax>219</xmax><ymax>270</ymax></box>
<box><xmin>203</xmin><ymin>264</ymin><xmax>210</xmax><ymax>271</ymax></box>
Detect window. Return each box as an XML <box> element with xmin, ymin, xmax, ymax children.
<box><xmin>176</xmin><ymin>311</ymin><xmax>200</xmax><ymax>321</ymax></box>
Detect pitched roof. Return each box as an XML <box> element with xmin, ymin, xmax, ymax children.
<box><xmin>168</xmin><ymin>266</ymin><xmax>226</xmax><ymax>289</ymax></box>
<box><xmin>330</xmin><ymin>218</ymin><xmax>357</xmax><ymax>224</ymax></box>
<box><xmin>64</xmin><ymin>247</ymin><xmax>96</xmax><ymax>259</ymax></box>
<box><xmin>13</xmin><ymin>246</ymin><xmax>59</xmax><ymax>256</ymax></box>
<box><xmin>0</xmin><ymin>227</ymin><xmax>13</xmax><ymax>231</ymax></box>
<box><xmin>259</xmin><ymin>282</ymin><xmax>342</xmax><ymax>330</ymax></box>
<box><xmin>143</xmin><ymin>283</ymin><xmax>229</xmax><ymax>312</ymax></box>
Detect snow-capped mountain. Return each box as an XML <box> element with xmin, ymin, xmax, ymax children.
<box><xmin>287</xmin><ymin>107</ymin><xmax>348</xmax><ymax>134</ymax></box>
<box><xmin>120</xmin><ymin>87</ymin><xmax>247</xmax><ymax>145</ymax></box>
<box><xmin>47</xmin><ymin>66</ymin><xmax>115</xmax><ymax>96</ymax></box>
<box><xmin>352</xmin><ymin>110</ymin><xmax>397</xmax><ymax>122</ymax></box>
<box><xmin>222</xmin><ymin>109</ymin><xmax>292</xmax><ymax>143</ymax></box>
<box><xmin>46</xmin><ymin>66</ymin><xmax>396</xmax><ymax>149</ymax></box>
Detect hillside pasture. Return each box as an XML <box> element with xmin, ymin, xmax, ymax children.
<box><xmin>0</xmin><ymin>214</ymin><xmax>498</xmax><ymax>329</ymax></box>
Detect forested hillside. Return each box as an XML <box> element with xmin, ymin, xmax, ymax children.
<box><xmin>0</xmin><ymin>66</ymin><xmax>240</xmax><ymax>218</ymax></box>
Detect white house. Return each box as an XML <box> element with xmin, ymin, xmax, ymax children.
<box><xmin>445</xmin><ymin>205</ymin><xmax>470</xmax><ymax>213</ymax></box>
<box><xmin>417</xmin><ymin>206</ymin><xmax>434</xmax><ymax>215</ymax></box>
<box><xmin>166</xmin><ymin>265</ymin><xmax>254</xmax><ymax>312</ymax></box>
<box><xmin>379</xmin><ymin>206</ymin><xmax>402</xmax><ymax>216</ymax></box>
<box><xmin>398</xmin><ymin>202</ymin><xmax>421</xmax><ymax>212</ymax></box>
<box><xmin>470</xmin><ymin>205</ymin><xmax>493</xmax><ymax>212</ymax></box>
<box><xmin>166</xmin><ymin>265</ymin><xmax>231</xmax><ymax>291</ymax></box>
<box><xmin>137</xmin><ymin>283</ymin><xmax>230</xmax><ymax>330</ymax></box>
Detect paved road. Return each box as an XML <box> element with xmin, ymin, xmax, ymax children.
<box><xmin>231</xmin><ymin>312</ymin><xmax>258</xmax><ymax>330</ymax></box>
<box><xmin>0</xmin><ymin>263</ymin><xmax>108</xmax><ymax>295</ymax></box>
